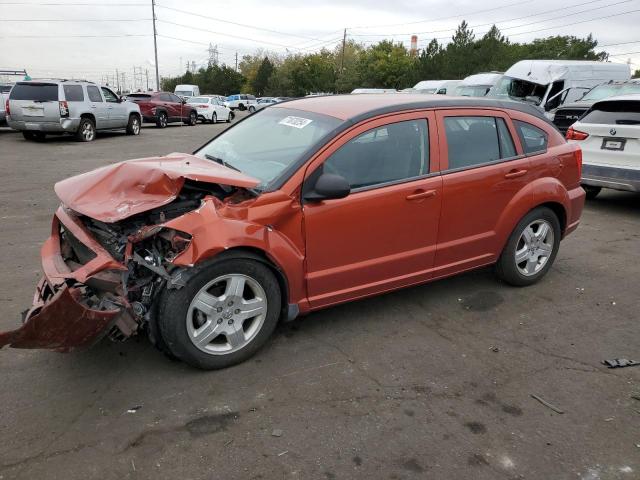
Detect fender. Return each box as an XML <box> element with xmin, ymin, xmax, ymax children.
<box><xmin>494</xmin><ymin>176</ymin><xmax>569</xmax><ymax>254</ymax></box>
<box><xmin>163</xmin><ymin>197</ymin><xmax>308</xmax><ymax>313</ymax></box>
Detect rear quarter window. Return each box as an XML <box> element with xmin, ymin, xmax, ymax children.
<box><xmin>513</xmin><ymin>120</ymin><xmax>548</xmax><ymax>155</ymax></box>
<box><xmin>63</xmin><ymin>85</ymin><xmax>84</xmax><ymax>102</ymax></box>
<box><xmin>9</xmin><ymin>83</ymin><xmax>59</xmax><ymax>101</ymax></box>
<box><xmin>581</xmin><ymin>101</ymin><xmax>640</xmax><ymax>125</ymax></box>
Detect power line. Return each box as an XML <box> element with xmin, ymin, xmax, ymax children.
<box><xmin>0</xmin><ymin>18</ymin><xmax>150</xmax><ymax>21</ymax></box>
<box><xmin>351</xmin><ymin>0</ymin><xmax>631</xmax><ymax>37</ymax></box>
<box><xmin>0</xmin><ymin>2</ymin><xmax>146</xmax><ymax>4</ymax></box>
<box><xmin>349</xmin><ymin>0</ymin><xmax>534</xmax><ymax>29</ymax></box>
<box><xmin>155</xmin><ymin>3</ymin><xmax>327</xmax><ymax>43</ymax></box>
<box><xmin>0</xmin><ymin>33</ymin><xmax>150</xmax><ymax>38</ymax></box>
<box><xmin>156</xmin><ymin>19</ymin><xmax>304</xmax><ymax>50</ymax></box>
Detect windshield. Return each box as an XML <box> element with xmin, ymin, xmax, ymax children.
<box><xmin>455</xmin><ymin>85</ymin><xmax>491</xmax><ymax>97</ymax></box>
<box><xmin>582</xmin><ymin>83</ymin><xmax>640</xmax><ymax>101</ymax></box>
<box><xmin>194</xmin><ymin>107</ymin><xmax>342</xmax><ymax>189</ymax></box>
<box><xmin>488</xmin><ymin>76</ymin><xmax>547</xmax><ymax>105</ymax></box>
<box><xmin>175</xmin><ymin>91</ymin><xmax>191</xmax><ymax>97</ymax></box>
<box><xmin>188</xmin><ymin>97</ymin><xmax>210</xmax><ymax>103</ymax></box>
<box><xmin>416</xmin><ymin>88</ymin><xmax>437</xmax><ymax>94</ymax></box>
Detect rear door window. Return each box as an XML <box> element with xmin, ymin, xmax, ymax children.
<box><xmin>9</xmin><ymin>83</ymin><xmax>58</xmax><ymax>101</ymax></box>
<box><xmin>513</xmin><ymin>120</ymin><xmax>548</xmax><ymax>155</ymax></box>
<box><xmin>444</xmin><ymin>116</ymin><xmax>506</xmax><ymax>169</ymax></box>
<box><xmin>580</xmin><ymin>101</ymin><xmax>640</xmax><ymax>125</ymax></box>
<box><xmin>323</xmin><ymin>119</ymin><xmax>429</xmax><ymax>190</ymax></box>
<box><xmin>63</xmin><ymin>85</ymin><xmax>84</xmax><ymax>102</ymax></box>
<box><xmin>86</xmin><ymin>86</ymin><xmax>103</xmax><ymax>102</ymax></box>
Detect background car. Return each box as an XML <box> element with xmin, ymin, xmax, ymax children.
<box><xmin>254</xmin><ymin>97</ymin><xmax>279</xmax><ymax>110</ymax></box>
<box><xmin>224</xmin><ymin>94</ymin><xmax>257</xmax><ymax>111</ymax></box>
<box><xmin>127</xmin><ymin>91</ymin><xmax>198</xmax><ymax>128</ymax></box>
<box><xmin>553</xmin><ymin>79</ymin><xmax>640</xmax><ymax>133</ymax></box>
<box><xmin>186</xmin><ymin>95</ymin><xmax>233</xmax><ymax>123</ymax></box>
<box><xmin>566</xmin><ymin>94</ymin><xmax>640</xmax><ymax>198</ymax></box>
<box><xmin>7</xmin><ymin>80</ymin><xmax>141</xmax><ymax>141</ymax></box>
<box><xmin>174</xmin><ymin>84</ymin><xmax>200</xmax><ymax>99</ymax></box>
<box><xmin>0</xmin><ymin>83</ymin><xmax>13</xmax><ymax>125</ymax></box>
<box><xmin>454</xmin><ymin>72</ymin><xmax>503</xmax><ymax>97</ymax></box>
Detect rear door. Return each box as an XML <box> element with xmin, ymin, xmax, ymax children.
<box><xmin>86</xmin><ymin>85</ymin><xmax>109</xmax><ymax>128</ymax></box>
<box><xmin>433</xmin><ymin>109</ymin><xmax>533</xmax><ymax>277</ymax></box>
<box><xmin>8</xmin><ymin>82</ymin><xmax>60</xmax><ymax>126</ymax></box>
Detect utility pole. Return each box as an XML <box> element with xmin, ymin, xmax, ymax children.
<box><xmin>340</xmin><ymin>28</ymin><xmax>347</xmax><ymax>73</ymax></box>
<box><xmin>151</xmin><ymin>0</ymin><xmax>160</xmax><ymax>90</ymax></box>
<box><xmin>235</xmin><ymin>52</ymin><xmax>238</xmax><ymax>71</ymax></box>
<box><xmin>145</xmin><ymin>69</ymin><xmax>149</xmax><ymax>91</ymax></box>
<box><xmin>116</xmin><ymin>68</ymin><xmax>120</xmax><ymax>93</ymax></box>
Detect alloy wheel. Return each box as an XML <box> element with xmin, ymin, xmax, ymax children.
<box><xmin>82</xmin><ymin>122</ymin><xmax>95</xmax><ymax>141</ymax></box>
<box><xmin>186</xmin><ymin>274</ymin><xmax>267</xmax><ymax>355</ymax></box>
<box><xmin>515</xmin><ymin>219</ymin><xmax>554</xmax><ymax>276</ymax></box>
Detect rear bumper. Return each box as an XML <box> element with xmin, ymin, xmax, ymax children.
<box><xmin>0</xmin><ymin>207</ymin><xmax>135</xmax><ymax>352</ymax></box>
<box><xmin>564</xmin><ymin>186</ymin><xmax>586</xmax><ymax>238</ymax></box>
<box><xmin>582</xmin><ymin>163</ymin><xmax>640</xmax><ymax>192</ymax></box>
<box><xmin>8</xmin><ymin>117</ymin><xmax>80</xmax><ymax>133</ymax></box>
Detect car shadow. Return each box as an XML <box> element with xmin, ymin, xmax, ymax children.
<box><xmin>585</xmin><ymin>190</ymin><xmax>640</xmax><ymax>216</ymax></box>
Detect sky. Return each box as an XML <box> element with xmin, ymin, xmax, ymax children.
<box><xmin>1</xmin><ymin>0</ymin><xmax>639</xmax><ymax>89</ymax></box>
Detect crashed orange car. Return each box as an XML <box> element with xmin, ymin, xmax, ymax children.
<box><xmin>0</xmin><ymin>95</ymin><xmax>584</xmax><ymax>369</ymax></box>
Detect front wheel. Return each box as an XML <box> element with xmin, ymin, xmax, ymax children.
<box><xmin>248</xmin><ymin>105</ymin><xmax>256</xmax><ymax>113</ymax></box>
<box><xmin>583</xmin><ymin>185</ymin><xmax>601</xmax><ymax>200</ymax></box>
<box><xmin>156</xmin><ymin>111</ymin><xmax>168</xmax><ymax>128</ymax></box>
<box><xmin>495</xmin><ymin>207</ymin><xmax>561</xmax><ymax>286</ymax></box>
<box><xmin>186</xmin><ymin>110</ymin><xmax>197</xmax><ymax>126</ymax></box>
<box><xmin>212</xmin><ymin>112</ymin><xmax>217</xmax><ymax>124</ymax></box>
<box><xmin>157</xmin><ymin>259</ymin><xmax>281</xmax><ymax>370</ymax></box>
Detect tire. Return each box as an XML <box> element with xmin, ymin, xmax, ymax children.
<box><xmin>212</xmin><ymin>112</ymin><xmax>217</xmax><ymax>124</ymax></box>
<box><xmin>158</xmin><ymin>258</ymin><xmax>281</xmax><ymax>370</ymax></box>
<box><xmin>75</xmin><ymin>117</ymin><xmax>96</xmax><ymax>142</ymax></box>
<box><xmin>156</xmin><ymin>111</ymin><xmax>168</xmax><ymax>128</ymax></box>
<box><xmin>238</xmin><ymin>103</ymin><xmax>245</xmax><ymax>111</ymax></box>
<box><xmin>186</xmin><ymin>110</ymin><xmax>197</xmax><ymax>126</ymax></box>
<box><xmin>126</xmin><ymin>114</ymin><xmax>141</xmax><ymax>135</ymax></box>
<box><xmin>229</xmin><ymin>111</ymin><xmax>234</xmax><ymax>121</ymax></box>
<box><xmin>583</xmin><ymin>185</ymin><xmax>601</xmax><ymax>200</ymax></box>
<box><xmin>248</xmin><ymin>105</ymin><xmax>256</xmax><ymax>113</ymax></box>
<box><xmin>495</xmin><ymin>207</ymin><xmax>561</xmax><ymax>287</ymax></box>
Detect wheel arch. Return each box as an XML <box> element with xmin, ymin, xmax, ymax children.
<box><xmin>79</xmin><ymin>112</ymin><xmax>96</xmax><ymax>125</ymax></box>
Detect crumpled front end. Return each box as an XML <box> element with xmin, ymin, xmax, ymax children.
<box><xmin>0</xmin><ymin>207</ymin><xmax>139</xmax><ymax>351</ymax></box>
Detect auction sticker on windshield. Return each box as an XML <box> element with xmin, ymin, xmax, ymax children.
<box><xmin>279</xmin><ymin>116</ymin><xmax>313</xmax><ymax>129</ymax></box>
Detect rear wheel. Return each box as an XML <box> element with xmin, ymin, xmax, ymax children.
<box><xmin>75</xmin><ymin>118</ymin><xmax>95</xmax><ymax>142</ymax></box>
<box><xmin>583</xmin><ymin>185</ymin><xmax>601</xmax><ymax>200</ymax></box>
<box><xmin>238</xmin><ymin>103</ymin><xmax>246</xmax><ymax>111</ymax></box>
<box><xmin>158</xmin><ymin>259</ymin><xmax>281</xmax><ymax>370</ymax></box>
<box><xmin>248</xmin><ymin>105</ymin><xmax>256</xmax><ymax>113</ymax></box>
<box><xmin>495</xmin><ymin>207</ymin><xmax>561</xmax><ymax>286</ymax></box>
<box><xmin>156</xmin><ymin>111</ymin><xmax>168</xmax><ymax>128</ymax></box>
<box><xmin>186</xmin><ymin>110</ymin><xmax>197</xmax><ymax>126</ymax></box>
<box><xmin>126</xmin><ymin>114</ymin><xmax>141</xmax><ymax>135</ymax></box>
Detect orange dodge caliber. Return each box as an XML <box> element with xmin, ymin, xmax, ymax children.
<box><xmin>0</xmin><ymin>95</ymin><xmax>585</xmax><ymax>369</ymax></box>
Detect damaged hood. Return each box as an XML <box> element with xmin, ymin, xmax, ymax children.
<box><xmin>54</xmin><ymin>153</ymin><xmax>260</xmax><ymax>222</ymax></box>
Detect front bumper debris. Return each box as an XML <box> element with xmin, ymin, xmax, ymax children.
<box><xmin>0</xmin><ymin>278</ymin><xmax>130</xmax><ymax>352</ymax></box>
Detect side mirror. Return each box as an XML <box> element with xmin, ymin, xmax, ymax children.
<box><xmin>182</xmin><ymin>99</ymin><xmax>187</xmax><ymax>104</ymax></box>
<box><xmin>304</xmin><ymin>173</ymin><xmax>350</xmax><ymax>202</ymax></box>
<box><xmin>117</xmin><ymin>96</ymin><xmax>123</xmax><ymax>103</ymax></box>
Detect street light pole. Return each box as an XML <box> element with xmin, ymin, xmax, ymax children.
<box><xmin>151</xmin><ymin>0</ymin><xmax>160</xmax><ymax>90</ymax></box>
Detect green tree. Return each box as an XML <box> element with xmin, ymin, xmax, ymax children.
<box><xmin>252</xmin><ymin>57</ymin><xmax>275</xmax><ymax>96</ymax></box>
<box><xmin>357</xmin><ymin>40</ymin><xmax>415</xmax><ymax>89</ymax></box>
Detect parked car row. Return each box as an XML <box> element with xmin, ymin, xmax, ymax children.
<box><xmin>2</xmin><ymin>79</ymin><xmax>238</xmax><ymax>142</ymax></box>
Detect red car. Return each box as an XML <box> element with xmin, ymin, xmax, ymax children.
<box><xmin>127</xmin><ymin>91</ymin><xmax>198</xmax><ymax>128</ymax></box>
<box><xmin>0</xmin><ymin>95</ymin><xmax>585</xmax><ymax>369</ymax></box>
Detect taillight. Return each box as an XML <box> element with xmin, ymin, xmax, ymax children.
<box><xmin>5</xmin><ymin>99</ymin><xmax>9</xmax><ymax>116</ymax></box>
<box><xmin>566</xmin><ymin>126</ymin><xmax>589</xmax><ymax>141</ymax></box>
<box><xmin>59</xmin><ymin>100</ymin><xmax>69</xmax><ymax>118</ymax></box>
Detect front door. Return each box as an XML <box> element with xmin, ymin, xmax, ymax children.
<box><xmin>101</xmin><ymin>87</ymin><xmax>125</xmax><ymax>128</ymax></box>
<box><xmin>433</xmin><ymin>109</ymin><xmax>534</xmax><ymax>278</ymax></box>
<box><xmin>303</xmin><ymin>112</ymin><xmax>443</xmax><ymax>309</ymax></box>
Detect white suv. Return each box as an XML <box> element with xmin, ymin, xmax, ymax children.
<box><xmin>224</xmin><ymin>94</ymin><xmax>257</xmax><ymax>112</ymax></box>
<box><xmin>186</xmin><ymin>96</ymin><xmax>233</xmax><ymax>123</ymax></box>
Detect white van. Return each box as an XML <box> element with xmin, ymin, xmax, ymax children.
<box><xmin>174</xmin><ymin>84</ymin><xmax>200</xmax><ymax>99</ymax></box>
<box><xmin>487</xmin><ymin>60</ymin><xmax>631</xmax><ymax>116</ymax></box>
<box><xmin>412</xmin><ymin>80</ymin><xmax>462</xmax><ymax>95</ymax></box>
<box><xmin>351</xmin><ymin>88</ymin><xmax>398</xmax><ymax>94</ymax></box>
<box><xmin>455</xmin><ymin>72</ymin><xmax>503</xmax><ymax>97</ymax></box>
